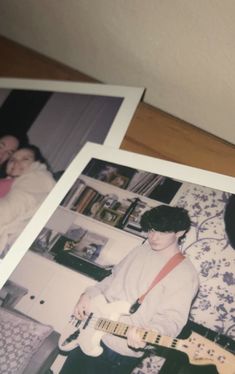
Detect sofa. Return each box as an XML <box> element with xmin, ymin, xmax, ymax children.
<box><xmin>0</xmin><ymin>302</ymin><xmax>60</xmax><ymax>374</ymax></box>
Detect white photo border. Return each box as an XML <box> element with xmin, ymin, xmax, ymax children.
<box><xmin>0</xmin><ymin>78</ymin><xmax>144</xmax><ymax>148</ymax></box>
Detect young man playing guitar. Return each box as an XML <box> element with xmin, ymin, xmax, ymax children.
<box><xmin>60</xmin><ymin>205</ymin><xmax>199</xmax><ymax>374</ymax></box>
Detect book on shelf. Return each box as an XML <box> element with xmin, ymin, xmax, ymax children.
<box><xmin>141</xmin><ymin>175</ymin><xmax>165</xmax><ymax>196</ymax></box>
<box><xmin>128</xmin><ymin>172</ymin><xmax>165</xmax><ymax>196</ymax></box>
<box><xmin>135</xmin><ymin>174</ymin><xmax>159</xmax><ymax>195</ymax></box>
<box><xmin>127</xmin><ymin>171</ymin><xmax>155</xmax><ymax>193</ymax></box>
<box><xmin>83</xmin><ymin>193</ymin><xmax>104</xmax><ymax>217</ymax></box>
<box><xmin>73</xmin><ymin>186</ymin><xmax>99</xmax><ymax>214</ymax></box>
<box><xmin>60</xmin><ymin>179</ymin><xmax>86</xmax><ymax>208</ymax></box>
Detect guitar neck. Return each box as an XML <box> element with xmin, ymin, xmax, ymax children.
<box><xmin>95</xmin><ymin>318</ymin><xmax>235</xmax><ymax>374</ymax></box>
<box><xmin>95</xmin><ymin>318</ymin><xmax>182</xmax><ymax>352</ymax></box>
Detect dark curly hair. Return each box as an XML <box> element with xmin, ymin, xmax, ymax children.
<box><xmin>140</xmin><ymin>205</ymin><xmax>191</xmax><ymax>237</ymax></box>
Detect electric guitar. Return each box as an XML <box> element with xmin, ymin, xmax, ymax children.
<box><xmin>59</xmin><ymin>295</ymin><xmax>235</xmax><ymax>374</ymax></box>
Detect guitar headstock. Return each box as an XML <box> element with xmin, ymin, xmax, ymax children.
<box><xmin>179</xmin><ymin>331</ymin><xmax>235</xmax><ymax>374</ymax></box>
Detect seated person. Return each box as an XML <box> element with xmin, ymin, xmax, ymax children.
<box><xmin>0</xmin><ymin>145</ymin><xmax>56</xmax><ymax>258</ymax></box>
<box><xmin>60</xmin><ymin>205</ymin><xmax>199</xmax><ymax>374</ymax></box>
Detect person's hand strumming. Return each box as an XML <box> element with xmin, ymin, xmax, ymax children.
<box><xmin>73</xmin><ymin>293</ymin><xmax>91</xmax><ymax>320</ymax></box>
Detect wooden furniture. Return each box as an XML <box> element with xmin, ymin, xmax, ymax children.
<box><xmin>1</xmin><ymin>35</ymin><xmax>235</xmax><ymax>178</ymax></box>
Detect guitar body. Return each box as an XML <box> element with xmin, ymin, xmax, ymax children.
<box><xmin>59</xmin><ymin>294</ymin><xmax>130</xmax><ymax>356</ymax></box>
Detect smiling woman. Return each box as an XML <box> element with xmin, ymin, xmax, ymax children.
<box><xmin>6</xmin><ymin>144</ymin><xmax>50</xmax><ymax>177</ymax></box>
<box><xmin>0</xmin><ymin>144</ymin><xmax>55</xmax><ymax>259</ymax></box>
<box><xmin>6</xmin><ymin>148</ymin><xmax>35</xmax><ymax>177</ymax></box>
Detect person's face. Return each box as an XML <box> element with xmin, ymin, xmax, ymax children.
<box><xmin>0</xmin><ymin>136</ymin><xmax>19</xmax><ymax>165</ymax></box>
<box><xmin>147</xmin><ymin>229</ymin><xmax>184</xmax><ymax>252</ymax></box>
<box><xmin>6</xmin><ymin>149</ymin><xmax>35</xmax><ymax>177</ymax></box>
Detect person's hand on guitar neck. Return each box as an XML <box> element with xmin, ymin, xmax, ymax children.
<box><xmin>73</xmin><ymin>293</ymin><xmax>91</xmax><ymax>320</ymax></box>
<box><xmin>127</xmin><ymin>326</ymin><xmax>146</xmax><ymax>350</ymax></box>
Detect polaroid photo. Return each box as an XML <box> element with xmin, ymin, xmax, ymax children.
<box><xmin>0</xmin><ymin>142</ymin><xmax>234</xmax><ymax>374</ymax></box>
<box><xmin>0</xmin><ymin>78</ymin><xmax>143</xmax><ymax>262</ymax></box>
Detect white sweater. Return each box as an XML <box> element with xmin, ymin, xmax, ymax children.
<box><xmin>85</xmin><ymin>242</ymin><xmax>199</xmax><ymax>357</ymax></box>
<box><xmin>0</xmin><ymin>161</ymin><xmax>55</xmax><ymax>258</ymax></box>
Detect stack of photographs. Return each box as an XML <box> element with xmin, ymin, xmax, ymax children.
<box><xmin>0</xmin><ymin>78</ymin><xmax>234</xmax><ymax>374</ymax></box>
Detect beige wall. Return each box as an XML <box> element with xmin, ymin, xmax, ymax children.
<box><xmin>0</xmin><ymin>0</ymin><xmax>235</xmax><ymax>143</ymax></box>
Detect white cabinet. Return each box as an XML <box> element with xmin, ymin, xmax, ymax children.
<box><xmin>10</xmin><ymin>251</ymin><xmax>55</xmax><ymax>314</ymax></box>
<box><xmin>9</xmin><ymin>251</ymin><xmax>96</xmax><ymax>374</ymax></box>
<box><xmin>10</xmin><ymin>251</ymin><xmax>95</xmax><ymax>331</ymax></box>
<box><xmin>28</xmin><ymin>265</ymin><xmax>95</xmax><ymax>331</ymax></box>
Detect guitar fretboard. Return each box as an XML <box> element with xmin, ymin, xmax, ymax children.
<box><xmin>95</xmin><ymin>318</ymin><xmax>179</xmax><ymax>350</ymax></box>
<box><xmin>93</xmin><ymin>318</ymin><xmax>235</xmax><ymax>374</ymax></box>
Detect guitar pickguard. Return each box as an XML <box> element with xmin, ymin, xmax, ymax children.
<box><xmin>59</xmin><ymin>294</ymin><xmax>130</xmax><ymax>356</ymax></box>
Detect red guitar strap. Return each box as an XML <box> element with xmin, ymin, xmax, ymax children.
<box><xmin>129</xmin><ymin>252</ymin><xmax>185</xmax><ymax>314</ymax></box>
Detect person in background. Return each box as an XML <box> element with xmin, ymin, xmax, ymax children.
<box><xmin>0</xmin><ymin>144</ymin><xmax>55</xmax><ymax>258</ymax></box>
<box><xmin>0</xmin><ymin>134</ymin><xmax>19</xmax><ymax>167</ymax></box>
<box><xmin>60</xmin><ymin>205</ymin><xmax>199</xmax><ymax>374</ymax></box>
<box><xmin>0</xmin><ymin>133</ymin><xmax>30</xmax><ymax>177</ymax></box>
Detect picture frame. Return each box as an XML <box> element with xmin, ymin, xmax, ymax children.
<box><xmin>49</xmin><ymin>233</ymin><xmax>112</xmax><ymax>281</ymax></box>
<box><xmin>1</xmin><ymin>141</ymin><xmax>235</xmax><ymax>286</ymax></box>
<box><xmin>1</xmin><ymin>142</ymin><xmax>235</xmax><ymax>373</ymax></box>
<box><xmin>96</xmin><ymin>207</ymin><xmax>123</xmax><ymax>226</ymax></box>
<box><xmin>110</xmin><ymin>175</ymin><xmax>130</xmax><ymax>189</ymax></box>
<box><xmin>0</xmin><ymin>78</ymin><xmax>143</xmax><ymax>261</ymax></box>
